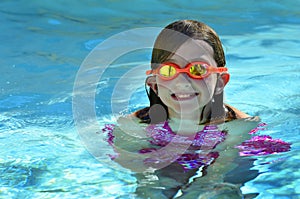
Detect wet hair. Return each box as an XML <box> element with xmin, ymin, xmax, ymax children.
<box><xmin>152</xmin><ymin>20</ymin><xmax>225</xmax><ymax>69</ymax></box>
<box><xmin>136</xmin><ymin>20</ymin><xmax>232</xmax><ymax>124</ymax></box>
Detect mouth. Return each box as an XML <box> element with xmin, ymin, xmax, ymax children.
<box><xmin>171</xmin><ymin>93</ymin><xmax>199</xmax><ymax>101</ymax></box>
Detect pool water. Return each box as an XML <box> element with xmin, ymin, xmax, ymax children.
<box><xmin>1</xmin><ymin>0</ymin><xmax>300</xmax><ymax>198</ymax></box>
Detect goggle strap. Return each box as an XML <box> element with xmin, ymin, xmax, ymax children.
<box><xmin>146</xmin><ymin>70</ymin><xmax>153</xmax><ymax>75</ymax></box>
<box><xmin>209</xmin><ymin>67</ymin><xmax>228</xmax><ymax>73</ymax></box>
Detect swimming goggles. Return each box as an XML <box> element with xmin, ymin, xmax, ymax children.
<box><xmin>146</xmin><ymin>61</ymin><xmax>228</xmax><ymax>80</ymax></box>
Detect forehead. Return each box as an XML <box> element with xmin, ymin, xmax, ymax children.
<box><xmin>168</xmin><ymin>39</ymin><xmax>216</xmax><ymax>66</ymax></box>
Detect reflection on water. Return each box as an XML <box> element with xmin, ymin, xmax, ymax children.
<box><xmin>1</xmin><ymin>0</ymin><xmax>300</xmax><ymax>198</ymax></box>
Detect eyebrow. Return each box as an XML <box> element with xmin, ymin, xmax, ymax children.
<box><xmin>164</xmin><ymin>58</ymin><xmax>179</xmax><ymax>63</ymax></box>
<box><xmin>189</xmin><ymin>58</ymin><xmax>209</xmax><ymax>63</ymax></box>
<box><xmin>164</xmin><ymin>58</ymin><xmax>210</xmax><ymax>66</ymax></box>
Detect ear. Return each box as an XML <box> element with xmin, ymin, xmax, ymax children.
<box><xmin>221</xmin><ymin>72</ymin><xmax>230</xmax><ymax>86</ymax></box>
<box><xmin>214</xmin><ymin>73</ymin><xmax>230</xmax><ymax>95</ymax></box>
<box><xmin>146</xmin><ymin>76</ymin><xmax>158</xmax><ymax>94</ymax></box>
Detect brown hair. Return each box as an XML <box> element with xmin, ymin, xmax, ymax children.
<box><xmin>152</xmin><ymin>20</ymin><xmax>225</xmax><ymax>68</ymax></box>
<box><xmin>136</xmin><ymin>20</ymin><xmax>231</xmax><ymax>124</ymax></box>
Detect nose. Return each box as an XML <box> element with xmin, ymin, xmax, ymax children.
<box><xmin>174</xmin><ymin>73</ymin><xmax>192</xmax><ymax>90</ymax></box>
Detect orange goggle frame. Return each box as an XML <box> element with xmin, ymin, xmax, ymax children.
<box><xmin>146</xmin><ymin>61</ymin><xmax>228</xmax><ymax>80</ymax></box>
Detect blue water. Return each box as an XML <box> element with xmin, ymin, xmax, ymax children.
<box><xmin>1</xmin><ymin>0</ymin><xmax>300</xmax><ymax>198</ymax></box>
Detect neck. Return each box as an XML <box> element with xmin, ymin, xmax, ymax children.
<box><xmin>168</xmin><ymin>108</ymin><xmax>200</xmax><ymax>122</ymax></box>
<box><xmin>168</xmin><ymin>102</ymin><xmax>226</xmax><ymax>125</ymax></box>
<box><xmin>168</xmin><ymin>105</ymin><xmax>211</xmax><ymax>125</ymax></box>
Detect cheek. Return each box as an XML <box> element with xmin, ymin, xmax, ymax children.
<box><xmin>156</xmin><ymin>81</ymin><xmax>170</xmax><ymax>99</ymax></box>
<box><xmin>156</xmin><ymin>78</ymin><xmax>171</xmax><ymax>93</ymax></box>
<box><xmin>206</xmin><ymin>74</ymin><xmax>217</xmax><ymax>85</ymax></box>
<box><xmin>193</xmin><ymin>76</ymin><xmax>217</xmax><ymax>94</ymax></box>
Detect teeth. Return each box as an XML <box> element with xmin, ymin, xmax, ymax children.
<box><xmin>176</xmin><ymin>94</ymin><xmax>192</xmax><ymax>98</ymax></box>
<box><xmin>171</xmin><ymin>93</ymin><xmax>199</xmax><ymax>100</ymax></box>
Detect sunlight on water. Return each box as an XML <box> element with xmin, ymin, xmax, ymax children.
<box><xmin>1</xmin><ymin>0</ymin><xmax>300</xmax><ymax>198</ymax></box>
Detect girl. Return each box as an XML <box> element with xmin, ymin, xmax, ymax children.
<box><xmin>102</xmin><ymin>20</ymin><xmax>290</xmax><ymax>198</ymax></box>
<box><xmin>138</xmin><ymin>20</ymin><xmax>249</xmax><ymax>124</ymax></box>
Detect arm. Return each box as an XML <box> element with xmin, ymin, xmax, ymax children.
<box><xmin>177</xmin><ymin>117</ymin><xmax>261</xmax><ymax>198</ymax></box>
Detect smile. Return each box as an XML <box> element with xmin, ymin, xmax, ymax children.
<box><xmin>171</xmin><ymin>93</ymin><xmax>199</xmax><ymax>101</ymax></box>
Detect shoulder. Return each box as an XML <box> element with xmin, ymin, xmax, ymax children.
<box><xmin>225</xmin><ymin>104</ymin><xmax>252</xmax><ymax>119</ymax></box>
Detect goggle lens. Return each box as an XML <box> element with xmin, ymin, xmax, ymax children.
<box><xmin>159</xmin><ymin>65</ymin><xmax>177</xmax><ymax>78</ymax></box>
<box><xmin>189</xmin><ymin>63</ymin><xmax>207</xmax><ymax>77</ymax></box>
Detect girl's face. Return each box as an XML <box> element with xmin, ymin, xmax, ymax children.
<box><xmin>154</xmin><ymin>39</ymin><xmax>225</xmax><ymax>117</ymax></box>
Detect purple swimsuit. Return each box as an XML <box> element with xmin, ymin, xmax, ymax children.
<box><xmin>102</xmin><ymin>122</ymin><xmax>291</xmax><ymax>171</ymax></box>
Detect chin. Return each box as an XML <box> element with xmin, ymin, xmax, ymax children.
<box><xmin>172</xmin><ymin>105</ymin><xmax>202</xmax><ymax>114</ymax></box>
